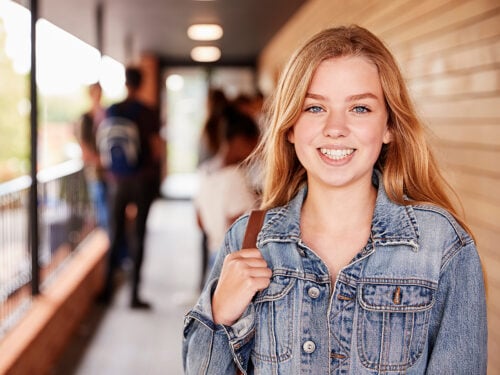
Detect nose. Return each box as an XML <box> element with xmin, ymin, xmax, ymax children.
<box><xmin>323</xmin><ymin>111</ymin><xmax>348</xmax><ymax>138</ymax></box>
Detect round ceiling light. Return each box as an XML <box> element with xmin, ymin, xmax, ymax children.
<box><xmin>187</xmin><ymin>24</ymin><xmax>223</xmax><ymax>41</ymax></box>
<box><xmin>190</xmin><ymin>46</ymin><xmax>221</xmax><ymax>62</ymax></box>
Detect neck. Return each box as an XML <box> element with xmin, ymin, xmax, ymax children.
<box><xmin>301</xmin><ymin>180</ymin><xmax>377</xmax><ymax>234</ymax></box>
<box><xmin>91</xmin><ymin>103</ymin><xmax>102</xmax><ymax>112</ymax></box>
<box><xmin>127</xmin><ymin>87</ymin><xmax>140</xmax><ymax>100</ymax></box>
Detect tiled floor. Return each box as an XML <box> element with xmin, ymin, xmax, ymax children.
<box><xmin>53</xmin><ymin>198</ymin><xmax>202</xmax><ymax>375</ymax></box>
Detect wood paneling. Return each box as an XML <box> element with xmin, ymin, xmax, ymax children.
<box><xmin>484</xmin><ymin>256</ymin><xmax>500</xmax><ymax>290</ymax></box>
<box><xmin>259</xmin><ymin>0</ymin><xmax>500</xmax><ymax>372</ymax></box>
<box><xmin>474</xmin><ymin>225</ymin><xmax>500</xmax><ymax>258</ymax></box>
<box><xmin>430</xmin><ymin>124</ymin><xmax>500</xmax><ymax>147</ymax></box>
<box><xmin>437</xmin><ymin>142</ymin><xmax>500</xmax><ymax>174</ymax></box>
<box><xmin>405</xmin><ymin>36</ymin><xmax>500</xmax><ymax>79</ymax></box>
<box><xmin>418</xmin><ymin>97</ymin><xmax>500</xmax><ymax>119</ymax></box>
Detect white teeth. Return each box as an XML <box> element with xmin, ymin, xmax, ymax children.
<box><xmin>320</xmin><ymin>148</ymin><xmax>354</xmax><ymax>160</ymax></box>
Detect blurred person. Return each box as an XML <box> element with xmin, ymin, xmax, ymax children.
<box><xmin>233</xmin><ymin>92</ymin><xmax>267</xmax><ymax>194</ymax></box>
<box><xmin>197</xmin><ymin>88</ymin><xmax>229</xmax><ymax>165</ymax></box>
<box><xmin>98</xmin><ymin>66</ymin><xmax>162</xmax><ymax>309</ymax></box>
<box><xmin>194</xmin><ymin>104</ymin><xmax>261</xmax><ymax>289</ymax></box>
<box><xmin>183</xmin><ymin>25</ymin><xmax>487</xmax><ymax>374</ymax></box>
<box><xmin>233</xmin><ymin>91</ymin><xmax>265</xmax><ymax>127</ymax></box>
<box><xmin>196</xmin><ymin>88</ymin><xmax>229</xmax><ymax>288</ymax></box>
<box><xmin>75</xmin><ymin>82</ymin><xmax>108</xmax><ymax>230</ymax></box>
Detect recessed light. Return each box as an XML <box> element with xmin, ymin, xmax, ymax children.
<box><xmin>187</xmin><ymin>24</ymin><xmax>223</xmax><ymax>41</ymax></box>
<box><xmin>190</xmin><ymin>46</ymin><xmax>221</xmax><ymax>62</ymax></box>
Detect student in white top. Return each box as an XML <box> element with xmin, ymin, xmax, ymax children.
<box><xmin>194</xmin><ymin>104</ymin><xmax>261</xmax><ymax>285</ymax></box>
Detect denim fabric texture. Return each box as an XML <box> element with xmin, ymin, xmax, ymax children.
<box><xmin>183</xmin><ymin>171</ymin><xmax>488</xmax><ymax>374</ymax></box>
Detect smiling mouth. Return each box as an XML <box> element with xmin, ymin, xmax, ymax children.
<box><xmin>319</xmin><ymin>148</ymin><xmax>355</xmax><ymax>160</ymax></box>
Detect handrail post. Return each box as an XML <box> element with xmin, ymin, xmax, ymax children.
<box><xmin>29</xmin><ymin>0</ymin><xmax>39</xmax><ymax>296</ymax></box>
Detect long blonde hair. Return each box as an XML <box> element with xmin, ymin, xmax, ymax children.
<box><xmin>253</xmin><ymin>25</ymin><xmax>472</xmax><ymax>236</ymax></box>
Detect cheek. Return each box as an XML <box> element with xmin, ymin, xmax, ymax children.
<box><xmin>289</xmin><ymin>119</ymin><xmax>315</xmax><ymax>145</ymax></box>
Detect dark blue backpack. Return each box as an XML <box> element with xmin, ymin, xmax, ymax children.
<box><xmin>97</xmin><ymin>102</ymin><xmax>142</xmax><ymax>176</ymax></box>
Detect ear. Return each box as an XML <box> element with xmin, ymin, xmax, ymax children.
<box><xmin>382</xmin><ymin>125</ymin><xmax>392</xmax><ymax>145</ymax></box>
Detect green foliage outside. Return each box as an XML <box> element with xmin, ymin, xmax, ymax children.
<box><xmin>0</xmin><ymin>18</ymin><xmax>116</xmax><ymax>183</ymax></box>
<box><xmin>0</xmin><ymin>19</ymin><xmax>30</xmax><ymax>182</ymax></box>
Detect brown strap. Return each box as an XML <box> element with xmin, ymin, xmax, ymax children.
<box><xmin>242</xmin><ymin>210</ymin><xmax>266</xmax><ymax>248</ymax></box>
<box><xmin>236</xmin><ymin>209</ymin><xmax>266</xmax><ymax>375</ymax></box>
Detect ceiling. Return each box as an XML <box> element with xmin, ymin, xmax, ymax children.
<box><xmin>38</xmin><ymin>0</ymin><xmax>307</xmax><ymax>67</ymax></box>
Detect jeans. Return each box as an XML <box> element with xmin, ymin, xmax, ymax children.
<box><xmin>88</xmin><ymin>180</ymin><xmax>109</xmax><ymax>231</ymax></box>
<box><xmin>103</xmin><ymin>174</ymin><xmax>158</xmax><ymax>303</ymax></box>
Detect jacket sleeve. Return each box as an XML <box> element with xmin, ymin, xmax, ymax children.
<box><xmin>426</xmin><ymin>240</ymin><xmax>488</xmax><ymax>374</ymax></box>
<box><xmin>182</xmin><ymin>218</ymin><xmax>256</xmax><ymax>374</ymax></box>
<box><xmin>182</xmin><ymin>285</ymin><xmax>239</xmax><ymax>374</ymax></box>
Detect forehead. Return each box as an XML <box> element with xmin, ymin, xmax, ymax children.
<box><xmin>309</xmin><ymin>56</ymin><xmax>381</xmax><ymax>92</ymax></box>
<box><xmin>89</xmin><ymin>84</ymin><xmax>102</xmax><ymax>93</ymax></box>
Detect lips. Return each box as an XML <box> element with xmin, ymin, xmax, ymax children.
<box><xmin>319</xmin><ymin>148</ymin><xmax>355</xmax><ymax>160</ymax></box>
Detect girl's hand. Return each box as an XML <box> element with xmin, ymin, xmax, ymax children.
<box><xmin>212</xmin><ymin>248</ymin><xmax>272</xmax><ymax>326</ymax></box>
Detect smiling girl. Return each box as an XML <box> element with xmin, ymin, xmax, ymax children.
<box><xmin>183</xmin><ymin>25</ymin><xmax>487</xmax><ymax>375</ymax></box>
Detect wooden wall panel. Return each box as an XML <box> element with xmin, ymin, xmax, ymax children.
<box><xmin>405</xmin><ymin>36</ymin><xmax>500</xmax><ymax>79</ymax></box>
<box><xmin>458</xmin><ymin>192</ymin><xmax>500</xmax><ymax>236</ymax></box>
<box><xmin>489</xmin><ymin>337</ymin><xmax>500</xmax><ymax>375</ymax></box>
<box><xmin>259</xmin><ymin>0</ymin><xmax>500</xmax><ymax>372</ymax></box>
<box><xmin>474</xmin><ymin>225</ymin><xmax>500</xmax><ymax>257</ymax></box>
<box><xmin>383</xmin><ymin>0</ymin><xmax>499</xmax><ymax>46</ymax></box>
<box><xmin>431</xmin><ymin>124</ymin><xmax>500</xmax><ymax>147</ymax></box>
<box><xmin>484</xmin><ymin>256</ymin><xmax>500</xmax><ymax>290</ymax></box>
<box><xmin>437</xmin><ymin>144</ymin><xmax>499</xmax><ymax>174</ymax></box>
<box><xmin>445</xmin><ymin>172</ymin><xmax>500</xmax><ymax>208</ymax></box>
<box><xmin>418</xmin><ymin>97</ymin><xmax>500</xmax><ymax>119</ymax></box>
<box><xmin>366</xmin><ymin>0</ymin><xmax>464</xmax><ymax>35</ymax></box>
<box><xmin>411</xmin><ymin>69</ymin><xmax>500</xmax><ymax>98</ymax></box>
<box><xmin>396</xmin><ymin>9</ymin><xmax>500</xmax><ymax>61</ymax></box>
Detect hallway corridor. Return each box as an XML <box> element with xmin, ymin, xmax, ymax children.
<box><xmin>53</xmin><ymin>199</ymin><xmax>202</xmax><ymax>375</ymax></box>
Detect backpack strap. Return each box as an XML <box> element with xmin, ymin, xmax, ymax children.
<box><xmin>236</xmin><ymin>209</ymin><xmax>266</xmax><ymax>375</ymax></box>
<box><xmin>242</xmin><ymin>209</ymin><xmax>266</xmax><ymax>248</ymax></box>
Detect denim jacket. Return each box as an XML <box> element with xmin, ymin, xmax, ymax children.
<box><xmin>183</xmin><ymin>171</ymin><xmax>488</xmax><ymax>374</ymax></box>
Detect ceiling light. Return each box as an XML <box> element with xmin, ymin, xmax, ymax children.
<box><xmin>187</xmin><ymin>24</ymin><xmax>223</xmax><ymax>41</ymax></box>
<box><xmin>190</xmin><ymin>46</ymin><xmax>221</xmax><ymax>62</ymax></box>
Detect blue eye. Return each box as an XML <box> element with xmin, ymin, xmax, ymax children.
<box><xmin>352</xmin><ymin>106</ymin><xmax>369</xmax><ymax>114</ymax></box>
<box><xmin>305</xmin><ymin>105</ymin><xmax>323</xmax><ymax>113</ymax></box>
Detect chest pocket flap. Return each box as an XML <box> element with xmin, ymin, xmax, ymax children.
<box><xmin>358</xmin><ymin>282</ymin><xmax>435</xmax><ymax>313</ymax></box>
<box><xmin>255</xmin><ymin>274</ymin><xmax>296</xmax><ymax>303</ymax></box>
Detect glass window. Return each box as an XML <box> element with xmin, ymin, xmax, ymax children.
<box><xmin>0</xmin><ymin>2</ymin><xmax>30</xmax><ymax>182</ymax></box>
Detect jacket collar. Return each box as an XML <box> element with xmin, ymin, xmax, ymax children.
<box><xmin>259</xmin><ymin>170</ymin><xmax>419</xmax><ymax>250</ymax></box>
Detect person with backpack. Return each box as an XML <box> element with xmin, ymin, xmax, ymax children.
<box><xmin>98</xmin><ymin>66</ymin><xmax>163</xmax><ymax>309</ymax></box>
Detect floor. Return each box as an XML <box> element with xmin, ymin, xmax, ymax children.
<box><xmin>52</xmin><ymin>198</ymin><xmax>202</xmax><ymax>375</ymax></box>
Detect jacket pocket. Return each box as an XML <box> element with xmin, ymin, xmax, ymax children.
<box><xmin>356</xmin><ymin>280</ymin><xmax>435</xmax><ymax>372</ymax></box>
<box><xmin>252</xmin><ymin>274</ymin><xmax>296</xmax><ymax>363</ymax></box>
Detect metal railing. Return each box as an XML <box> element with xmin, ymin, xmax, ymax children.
<box><xmin>0</xmin><ymin>159</ymin><xmax>95</xmax><ymax>337</ymax></box>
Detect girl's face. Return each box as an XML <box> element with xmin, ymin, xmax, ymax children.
<box><xmin>288</xmin><ymin>56</ymin><xmax>391</xmax><ymax>192</ymax></box>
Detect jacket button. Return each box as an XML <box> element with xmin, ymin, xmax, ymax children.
<box><xmin>308</xmin><ymin>287</ymin><xmax>320</xmax><ymax>299</ymax></box>
<box><xmin>303</xmin><ymin>340</ymin><xmax>316</xmax><ymax>354</ymax></box>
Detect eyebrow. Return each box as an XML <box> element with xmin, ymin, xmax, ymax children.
<box><xmin>304</xmin><ymin>92</ymin><xmax>380</xmax><ymax>102</ymax></box>
<box><xmin>346</xmin><ymin>93</ymin><xmax>379</xmax><ymax>102</ymax></box>
<box><xmin>305</xmin><ymin>93</ymin><xmax>325</xmax><ymax>100</ymax></box>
